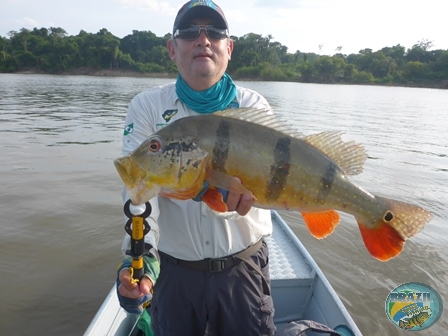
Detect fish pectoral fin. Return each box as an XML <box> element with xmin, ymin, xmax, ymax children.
<box><xmin>301</xmin><ymin>210</ymin><xmax>340</xmax><ymax>239</ymax></box>
<box><xmin>202</xmin><ymin>188</ymin><xmax>228</xmax><ymax>212</ymax></box>
<box><xmin>205</xmin><ymin>169</ymin><xmax>256</xmax><ymax>199</ymax></box>
<box><xmin>357</xmin><ymin>220</ymin><xmax>405</xmax><ymax>261</ymax></box>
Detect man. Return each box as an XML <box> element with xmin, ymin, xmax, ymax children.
<box><xmin>117</xmin><ymin>1</ymin><xmax>275</xmax><ymax>335</ymax></box>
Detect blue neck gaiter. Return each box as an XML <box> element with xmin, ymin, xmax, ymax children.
<box><xmin>175</xmin><ymin>73</ymin><xmax>237</xmax><ymax>114</ymax></box>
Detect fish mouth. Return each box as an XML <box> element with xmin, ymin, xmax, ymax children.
<box><xmin>114</xmin><ymin>156</ymin><xmax>136</xmax><ymax>187</ymax></box>
<box><xmin>114</xmin><ymin>156</ymin><xmax>160</xmax><ymax>205</ymax></box>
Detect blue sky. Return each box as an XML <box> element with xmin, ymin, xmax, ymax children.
<box><xmin>1</xmin><ymin>0</ymin><xmax>447</xmax><ymax>55</ymax></box>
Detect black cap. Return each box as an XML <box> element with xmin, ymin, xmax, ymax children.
<box><xmin>173</xmin><ymin>0</ymin><xmax>228</xmax><ymax>35</ymax></box>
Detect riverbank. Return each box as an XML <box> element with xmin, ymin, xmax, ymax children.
<box><xmin>9</xmin><ymin>68</ymin><xmax>448</xmax><ymax>89</ymax></box>
<box><xmin>15</xmin><ymin>68</ymin><xmax>176</xmax><ymax>78</ymax></box>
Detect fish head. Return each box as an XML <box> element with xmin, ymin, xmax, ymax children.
<box><xmin>114</xmin><ymin>134</ymin><xmax>209</xmax><ymax>205</ymax></box>
<box><xmin>114</xmin><ymin>154</ymin><xmax>161</xmax><ymax>206</ymax></box>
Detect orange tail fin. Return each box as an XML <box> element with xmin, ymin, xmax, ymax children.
<box><xmin>301</xmin><ymin>210</ymin><xmax>340</xmax><ymax>239</ymax></box>
<box><xmin>358</xmin><ymin>221</ymin><xmax>405</xmax><ymax>261</ymax></box>
<box><xmin>358</xmin><ymin>196</ymin><xmax>433</xmax><ymax>261</ymax></box>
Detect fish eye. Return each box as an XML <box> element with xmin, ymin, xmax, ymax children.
<box><xmin>148</xmin><ymin>139</ymin><xmax>161</xmax><ymax>152</ymax></box>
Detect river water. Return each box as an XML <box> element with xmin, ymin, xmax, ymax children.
<box><xmin>0</xmin><ymin>74</ymin><xmax>447</xmax><ymax>335</ymax></box>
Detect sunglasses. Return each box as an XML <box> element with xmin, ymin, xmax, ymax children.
<box><xmin>174</xmin><ymin>25</ymin><xmax>228</xmax><ymax>41</ymax></box>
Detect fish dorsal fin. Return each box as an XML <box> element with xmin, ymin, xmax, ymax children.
<box><xmin>303</xmin><ymin>131</ymin><xmax>367</xmax><ymax>176</ymax></box>
<box><xmin>214</xmin><ymin>108</ymin><xmax>304</xmax><ymax>138</ymax></box>
<box><xmin>214</xmin><ymin>108</ymin><xmax>367</xmax><ymax>175</ymax></box>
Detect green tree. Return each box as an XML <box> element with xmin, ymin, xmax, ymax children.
<box><xmin>402</xmin><ymin>61</ymin><xmax>428</xmax><ymax>81</ymax></box>
<box><xmin>313</xmin><ymin>55</ymin><xmax>346</xmax><ymax>83</ymax></box>
<box><xmin>428</xmin><ymin>50</ymin><xmax>448</xmax><ymax>79</ymax></box>
<box><xmin>121</xmin><ymin>30</ymin><xmax>167</xmax><ymax>64</ymax></box>
<box><xmin>1</xmin><ymin>25</ymin><xmax>448</xmax><ymax>87</ymax></box>
<box><xmin>346</xmin><ymin>48</ymin><xmax>373</xmax><ymax>73</ymax></box>
<box><xmin>76</xmin><ymin>28</ymin><xmax>120</xmax><ymax>69</ymax></box>
<box><xmin>298</xmin><ymin>60</ymin><xmax>316</xmax><ymax>83</ymax></box>
<box><xmin>381</xmin><ymin>44</ymin><xmax>405</xmax><ymax>68</ymax></box>
<box><xmin>406</xmin><ymin>39</ymin><xmax>433</xmax><ymax>63</ymax></box>
<box><xmin>0</xmin><ymin>36</ymin><xmax>14</xmax><ymax>71</ymax></box>
<box><xmin>8</xmin><ymin>28</ymin><xmax>31</xmax><ymax>52</ymax></box>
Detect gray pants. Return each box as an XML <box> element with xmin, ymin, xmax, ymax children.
<box><xmin>150</xmin><ymin>241</ymin><xmax>276</xmax><ymax>336</ymax></box>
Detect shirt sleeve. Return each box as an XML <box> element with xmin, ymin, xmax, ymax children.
<box><xmin>122</xmin><ymin>92</ymin><xmax>157</xmax><ymax>156</ymax></box>
<box><xmin>120</xmin><ymin>92</ymin><xmax>160</xmax><ymax>256</ymax></box>
<box><xmin>237</xmin><ymin>86</ymin><xmax>273</xmax><ymax>113</ymax></box>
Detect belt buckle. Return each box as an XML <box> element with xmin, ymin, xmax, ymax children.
<box><xmin>208</xmin><ymin>258</ymin><xmax>227</xmax><ymax>273</ymax></box>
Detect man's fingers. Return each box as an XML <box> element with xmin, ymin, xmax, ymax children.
<box><xmin>118</xmin><ymin>269</ymin><xmax>151</xmax><ymax>298</ymax></box>
<box><xmin>139</xmin><ymin>277</ymin><xmax>153</xmax><ymax>295</ymax></box>
<box><xmin>118</xmin><ymin>269</ymin><xmax>140</xmax><ymax>298</ymax></box>
<box><xmin>225</xmin><ymin>177</ymin><xmax>254</xmax><ymax>215</ymax></box>
<box><xmin>226</xmin><ymin>177</ymin><xmax>241</xmax><ymax>211</ymax></box>
<box><xmin>227</xmin><ymin>190</ymin><xmax>253</xmax><ymax>216</ymax></box>
<box><xmin>225</xmin><ymin>189</ymin><xmax>240</xmax><ymax>211</ymax></box>
<box><xmin>236</xmin><ymin>194</ymin><xmax>253</xmax><ymax>216</ymax></box>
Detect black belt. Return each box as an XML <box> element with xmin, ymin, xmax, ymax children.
<box><xmin>159</xmin><ymin>239</ymin><xmax>263</xmax><ymax>273</ymax></box>
<box><xmin>160</xmin><ymin>239</ymin><xmax>270</xmax><ymax>295</ymax></box>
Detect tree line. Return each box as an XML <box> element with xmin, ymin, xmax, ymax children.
<box><xmin>1</xmin><ymin>27</ymin><xmax>448</xmax><ymax>88</ymax></box>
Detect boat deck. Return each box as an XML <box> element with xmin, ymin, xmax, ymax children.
<box><xmin>269</xmin><ymin>211</ymin><xmax>361</xmax><ymax>335</ymax></box>
<box><xmin>267</xmin><ymin>212</ymin><xmax>315</xmax><ymax>323</ymax></box>
<box><xmin>268</xmin><ymin>213</ymin><xmax>313</xmax><ymax>281</ymax></box>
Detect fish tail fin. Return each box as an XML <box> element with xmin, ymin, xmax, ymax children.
<box><xmin>357</xmin><ymin>219</ymin><xmax>405</xmax><ymax>261</ymax></box>
<box><xmin>357</xmin><ymin>196</ymin><xmax>432</xmax><ymax>261</ymax></box>
<box><xmin>301</xmin><ymin>210</ymin><xmax>340</xmax><ymax>239</ymax></box>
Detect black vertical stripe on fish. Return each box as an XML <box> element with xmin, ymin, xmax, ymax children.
<box><xmin>212</xmin><ymin>120</ymin><xmax>230</xmax><ymax>171</ymax></box>
<box><xmin>317</xmin><ymin>162</ymin><xmax>337</xmax><ymax>200</ymax></box>
<box><xmin>266</xmin><ymin>137</ymin><xmax>291</xmax><ymax>201</ymax></box>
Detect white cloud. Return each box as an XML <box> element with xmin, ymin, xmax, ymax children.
<box><xmin>19</xmin><ymin>17</ymin><xmax>40</xmax><ymax>28</ymax></box>
<box><xmin>116</xmin><ymin>0</ymin><xmax>177</xmax><ymax>14</ymax></box>
<box><xmin>225</xmin><ymin>9</ymin><xmax>246</xmax><ymax>24</ymax></box>
<box><xmin>254</xmin><ymin>0</ymin><xmax>326</xmax><ymax>9</ymax></box>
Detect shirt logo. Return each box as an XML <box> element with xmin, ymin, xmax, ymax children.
<box><xmin>156</xmin><ymin>109</ymin><xmax>179</xmax><ymax>130</ymax></box>
<box><xmin>123</xmin><ymin>123</ymin><xmax>134</xmax><ymax>136</ymax></box>
<box><xmin>162</xmin><ymin>109</ymin><xmax>178</xmax><ymax>122</ymax></box>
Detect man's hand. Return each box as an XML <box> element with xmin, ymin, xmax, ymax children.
<box><xmin>193</xmin><ymin>177</ymin><xmax>254</xmax><ymax>215</ymax></box>
<box><xmin>225</xmin><ymin>178</ymin><xmax>254</xmax><ymax>216</ymax></box>
<box><xmin>116</xmin><ymin>256</ymin><xmax>159</xmax><ymax>314</ymax></box>
<box><xmin>118</xmin><ymin>268</ymin><xmax>153</xmax><ymax>298</ymax></box>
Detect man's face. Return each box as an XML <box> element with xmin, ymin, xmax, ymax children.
<box><xmin>167</xmin><ymin>18</ymin><xmax>234</xmax><ymax>90</ymax></box>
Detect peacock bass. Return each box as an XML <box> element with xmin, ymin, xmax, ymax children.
<box><xmin>114</xmin><ymin>108</ymin><xmax>432</xmax><ymax>261</ymax></box>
